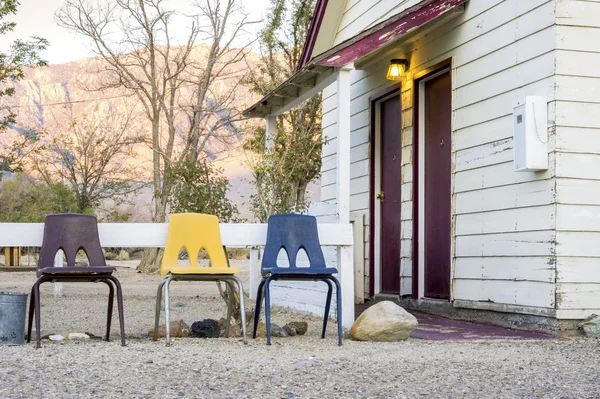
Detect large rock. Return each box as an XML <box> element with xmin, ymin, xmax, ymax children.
<box><xmin>579</xmin><ymin>314</ymin><xmax>600</xmax><ymax>338</ymax></box>
<box><xmin>350</xmin><ymin>301</ymin><xmax>418</xmax><ymax>342</ymax></box>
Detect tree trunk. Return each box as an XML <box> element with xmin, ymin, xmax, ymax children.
<box><xmin>136</xmin><ymin>247</ymin><xmax>163</xmax><ymax>274</ymax></box>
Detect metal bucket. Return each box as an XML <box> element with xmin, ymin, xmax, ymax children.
<box><xmin>0</xmin><ymin>292</ymin><xmax>28</xmax><ymax>345</ymax></box>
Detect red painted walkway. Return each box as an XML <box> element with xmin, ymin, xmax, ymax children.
<box><xmin>355</xmin><ymin>304</ymin><xmax>555</xmax><ymax>341</ymax></box>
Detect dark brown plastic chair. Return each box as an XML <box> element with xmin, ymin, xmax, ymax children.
<box><xmin>27</xmin><ymin>213</ymin><xmax>126</xmax><ymax>348</ymax></box>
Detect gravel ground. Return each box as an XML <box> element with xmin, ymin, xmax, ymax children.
<box><xmin>1</xmin><ymin>263</ymin><xmax>600</xmax><ymax>398</ymax></box>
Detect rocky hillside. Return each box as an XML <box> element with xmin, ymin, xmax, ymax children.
<box><xmin>1</xmin><ymin>49</ymin><xmax>319</xmax><ymax>221</ymax></box>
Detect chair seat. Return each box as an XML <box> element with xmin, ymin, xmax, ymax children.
<box><xmin>163</xmin><ymin>266</ymin><xmax>240</xmax><ymax>275</ymax></box>
<box><xmin>262</xmin><ymin>267</ymin><xmax>339</xmax><ymax>277</ymax></box>
<box><xmin>39</xmin><ymin>266</ymin><xmax>116</xmax><ymax>275</ymax></box>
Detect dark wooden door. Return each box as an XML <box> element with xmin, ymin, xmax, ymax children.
<box><xmin>380</xmin><ymin>94</ymin><xmax>401</xmax><ymax>294</ymax></box>
<box><xmin>424</xmin><ymin>71</ymin><xmax>451</xmax><ymax>299</ymax></box>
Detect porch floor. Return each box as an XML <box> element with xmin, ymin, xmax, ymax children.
<box><xmin>355</xmin><ymin>303</ymin><xmax>556</xmax><ymax>341</ymax></box>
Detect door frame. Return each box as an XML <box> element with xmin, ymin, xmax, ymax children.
<box><xmin>369</xmin><ymin>83</ymin><xmax>401</xmax><ymax>297</ymax></box>
<box><xmin>412</xmin><ymin>59</ymin><xmax>453</xmax><ymax>300</ymax></box>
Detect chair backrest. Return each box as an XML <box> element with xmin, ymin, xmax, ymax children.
<box><xmin>261</xmin><ymin>214</ymin><xmax>327</xmax><ymax>271</ymax></box>
<box><xmin>38</xmin><ymin>213</ymin><xmax>106</xmax><ymax>268</ymax></box>
<box><xmin>161</xmin><ymin>213</ymin><xmax>228</xmax><ymax>273</ymax></box>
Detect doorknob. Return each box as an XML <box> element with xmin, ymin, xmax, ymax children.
<box><xmin>376</xmin><ymin>192</ymin><xmax>385</xmax><ymax>201</ymax></box>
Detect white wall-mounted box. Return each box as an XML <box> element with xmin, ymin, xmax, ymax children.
<box><xmin>513</xmin><ymin>96</ymin><xmax>548</xmax><ymax>172</ymax></box>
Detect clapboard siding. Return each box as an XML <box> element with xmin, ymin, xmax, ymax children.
<box><xmin>317</xmin><ymin>0</ymin><xmax>562</xmax><ymax>311</ymax></box>
<box><xmin>554</xmin><ymin>0</ymin><xmax>600</xmax><ymax>319</ymax></box>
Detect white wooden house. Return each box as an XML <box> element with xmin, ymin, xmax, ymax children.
<box><xmin>244</xmin><ymin>0</ymin><xmax>600</xmax><ymax>332</ymax></box>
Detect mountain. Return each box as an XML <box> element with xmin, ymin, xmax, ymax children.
<box><xmin>1</xmin><ymin>49</ymin><xmax>319</xmax><ymax>221</ymax></box>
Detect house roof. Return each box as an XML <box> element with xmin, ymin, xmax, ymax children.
<box><xmin>244</xmin><ymin>0</ymin><xmax>467</xmax><ymax>118</ymax></box>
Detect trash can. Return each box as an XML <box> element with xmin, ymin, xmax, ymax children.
<box><xmin>0</xmin><ymin>291</ymin><xmax>28</xmax><ymax>345</ymax></box>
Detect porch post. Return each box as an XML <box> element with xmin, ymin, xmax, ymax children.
<box><xmin>336</xmin><ymin>67</ymin><xmax>355</xmax><ymax>331</ymax></box>
<box><xmin>249</xmin><ymin>115</ymin><xmax>278</xmax><ymax>301</ymax></box>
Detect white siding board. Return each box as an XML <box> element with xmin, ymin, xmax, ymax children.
<box><xmin>556</xmin><ymin>231</ymin><xmax>600</xmax><ymax>257</ymax></box>
<box><xmin>556</xmin><ymin>257</ymin><xmax>600</xmax><ymax>284</ymax></box>
<box><xmin>454</xmin><ymin>280</ymin><xmax>555</xmax><ymax>309</ymax></box>
<box><xmin>556</xmin><ymin>283</ymin><xmax>600</xmax><ymax>309</ymax></box>
<box><xmin>455</xmin><ymin>77</ymin><xmax>555</xmax><ymax>129</ymax></box>
<box><xmin>557</xmin><ymin>25</ymin><xmax>600</xmax><ymax>53</ymax></box>
<box><xmin>455</xmin><ymin>180</ymin><xmax>555</xmax><ymax>215</ymax></box>
<box><xmin>454</xmin><ymin>115</ymin><xmax>513</xmax><ymax>150</ymax></box>
<box><xmin>455</xmin><ymin>231</ymin><xmax>555</xmax><ymax>257</ymax></box>
<box><xmin>454</xmin><ymin>257</ymin><xmax>555</xmax><ymax>283</ymax></box>
<box><xmin>556</xmin><ymin>178</ymin><xmax>600</xmax><ymax>206</ymax></box>
<box><xmin>455</xmin><ymin>26</ymin><xmax>556</xmax><ymax>88</ymax></box>
<box><xmin>556</xmin><ymin>204</ymin><xmax>600</xmax><ymax>232</ymax></box>
<box><xmin>456</xmin><ymin>205</ymin><xmax>555</xmax><ymax>236</ymax></box>
<box><xmin>556</xmin><ymin>0</ymin><xmax>600</xmax><ymax>28</ymax></box>
<box><xmin>455</xmin><ymin>52</ymin><xmax>555</xmax><ymax>109</ymax></box>
<box><xmin>556</xmin><ymin>75</ymin><xmax>600</xmax><ymax>104</ymax></box>
<box><xmin>555</xmin><ymin>127</ymin><xmax>600</xmax><ymax>154</ymax></box>
<box><xmin>556</xmin><ymin>152</ymin><xmax>600</xmax><ymax>180</ymax></box>
<box><xmin>455</xmin><ymin>138</ymin><xmax>512</xmax><ymax>172</ymax></box>
<box><xmin>556</xmin><ymin>50</ymin><xmax>600</xmax><ymax>79</ymax></box>
<box><xmin>455</xmin><ymin>157</ymin><xmax>555</xmax><ymax>193</ymax></box>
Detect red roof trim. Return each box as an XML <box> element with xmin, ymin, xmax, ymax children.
<box><xmin>317</xmin><ymin>0</ymin><xmax>467</xmax><ymax>68</ymax></box>
<box><xmin>297</xmin><ymin>0</ymin><xmax>329</xmax><ymax>70</ymax></box>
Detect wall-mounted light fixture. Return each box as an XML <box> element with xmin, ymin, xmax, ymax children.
<box><xmin>386</xmin><ymin>59</ymin><xmax>409</xmax><ymax>81</ymax></box>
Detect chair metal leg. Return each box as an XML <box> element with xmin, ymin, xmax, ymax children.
<box><xmin>27</xmin><ymin>284</ymin><xmax>35</xmax><ymax>343</ymax></box>
<box><xmin>102</xmin><ymin>280</ymin><xmax>115</xmax><ymax>342</ymax></box>
<box><xmin>107</xmin><ymin>275</ymin><xmax>126</xmax><ymax>346</ymax></box>
<box><xmin>164</xmin><ymin>276</ymin><xmax>173</xmax><ymax>346</ymax></box>
<box><xmin>264</xmin><ymin>276</ymin><xmax>274</xmax><ymax>345</ymax></box>
<box><xmin>154</xmin><ymin>278</ymin><xmax>167</xmax><ymax>342</ymax></box>
<box><xmin>232</xmin><ymin>275</ymin><xmax>248</xmax><ymax>344</ymax></box>
<box><xmin>253</xmin><ymin>279</ymin><xmax>266</xmax><ymax>339</ymax></box>
<box><xmin>332</xmin><ymin>276</ymin><xmax>343</xmax><ymax>346</ymax></box>
<box><xmin>34</xmin><ymin>281</ymin><xmax>42</xmax><ymax>349</ymax></box>
<box><xmin>321</xmin><ymin>278</ymin><xmax>333</xmax><ymax>339</ymax></box>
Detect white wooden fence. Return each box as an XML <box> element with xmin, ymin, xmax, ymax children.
<box><xmin>0</xmin><ymin>222</ymin><xmax>355</xmax><ymax>330</ymax></box>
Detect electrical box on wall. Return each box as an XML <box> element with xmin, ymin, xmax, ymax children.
<box><xmin>513</xmin><ymin>96</ymin><xmax>548</xmax><ymax>172</ymax></box>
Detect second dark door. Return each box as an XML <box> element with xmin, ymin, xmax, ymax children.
<box><xmin>380</xmin><ymin>94</ymin><xmax>401</xmax><ymax>294</ymax></box>
<box><xmin>423</xmin><ymin>71</ymin><xmax>452</xmax><ymax>299</ymax></box>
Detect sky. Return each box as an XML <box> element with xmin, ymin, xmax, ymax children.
<box><xmin>5</xmin><ymin>0</ymin><xmax>272</xmax><ymax>65</ymax></box>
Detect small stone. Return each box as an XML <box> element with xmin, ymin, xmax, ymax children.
<box><xmin>283</xmin><ymin>324</ymin><xmax>297</xmax><ymax>336</ymax></box>
<box><xmin>350</xmin><ymin>301</ymin><xmax>418</xmax><ymax>342</ymax></box>
<box><xmin>84</xmin><ymin>332</ymin><xmax>103</xmax><ymax>340</ymax></box>
<box><xmin>129</xmin><ymin>332</ymin><xmax>148</xmax><ymax>339</ymax></box>
<box><xmin>255</xmin><ymin>322</ymin><xmax>267</xmax><ymax>338</ymax></box>
<box><xmin>270</xmin><ymin>324</ymin><xmax>288</xmax><ymax>337</ymax></box>
<box><xmin>220</xmin><ymin>323</ymin><xmax>241</xmax><ymax>338</ymax></box>
<box><xmin>287</xmin><ymin>321</ymin><xmax>308</xmax><ymax>335</ymax></box>
<box><xmin>68</xmin><ymin>333</ymin><xmax>90</xmax><ymax>340</ymax></box>
<box><xmin>49</xmin><ymin>334</ymin><xmax>64</xmax><ymax>341</ymax></box>
<box><xmin>145</xmin><ymin>360</ymin><xmax>153</xmax><ymax>364</ymax></box>
<box><xmin>191</xmin><ymin>319</ymin><xmax>220</xmax><ymax>338</ymax></box>
<box><xmin>148</xmin><ymin>320</ymin><xmax>190</xmax><ymax>338</ymax></box>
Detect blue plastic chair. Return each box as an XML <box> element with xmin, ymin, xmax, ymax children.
<box><xmin>252</xmin><ymin>214</ymin><xmax>342</xmax><ymax>345</ymax></box>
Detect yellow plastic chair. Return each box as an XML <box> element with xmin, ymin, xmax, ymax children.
<box><xmin>153</xmin><ymin>213</ymin><xmax>247</xmax><ymax>345</ymax></box>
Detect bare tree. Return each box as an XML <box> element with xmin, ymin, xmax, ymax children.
<box><xmin>30</xmin><ymin>102</ymin><xmax>146</xmax><ymax>214</ymax></box>
<box><xmin>57</xmin><ymin>0</ymin><xmax>254</xmax><ymax>272</ymax></box>
<box><xmin>244</xmin><ymin>0</ymin><xmax>322</xmax><ymax>221</ymax></box>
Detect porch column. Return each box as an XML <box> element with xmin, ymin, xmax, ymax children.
<box><xmin>336</xmin><ymin>67</ymin><xmax>355</xmax><ymax>330</ymax></box>
<box><xmin>249</xmin><ymin>115</ymin><xmax>278</xmax><ymax>301</ymax></box>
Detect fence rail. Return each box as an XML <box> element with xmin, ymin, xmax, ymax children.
<box><xmin>0</xmin><ymin>222</ymin><xmax>355</xmax><ymax>329</ymax></box>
